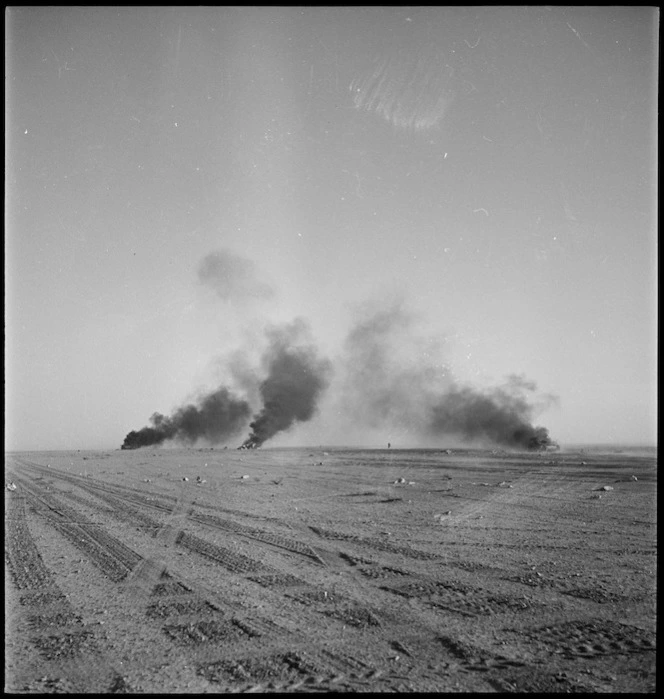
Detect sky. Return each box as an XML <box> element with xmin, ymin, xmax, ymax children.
<box><xmin>5</xmin><ymin>6</ymin><xmax>658</xmax><ymax>451</ymax></box>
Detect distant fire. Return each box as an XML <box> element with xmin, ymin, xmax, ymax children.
<box><xmin>238</xmin><ymin>320</ymin><xmax>332</xmax><ymax>449</ymax></box>
<box><xmin>336</xmin><ymin>304</ymin><xmax>558</xmax><ymax>452</ymax></box>
<box><xmin>122</xmin><ymin>319</ymin><xmax>331</xmax><ymax>451</ymax></box>
<box><xmin>122</xmin><ymin>256</ymin><xmax>557</xmax><ymax>452</ymax></box>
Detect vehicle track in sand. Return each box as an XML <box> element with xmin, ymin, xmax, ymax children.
<box><xmin>4</xmin><ymin>480</ymin><xmax>134</xmax><ymax>693</ymax></box>
<box><xmin>6</xmin><ymin>449</ymin><xmax>656</xmax><ymax>693</ymax></box>
<box><xmin>6</xmin><ymin>460</ymin><xmax>446</xmax><ymax>692</ymax></box>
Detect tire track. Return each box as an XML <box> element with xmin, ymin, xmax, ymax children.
<box><xmin>175</xmin><ymin>530</ymin><xmax>269</xmax><ymax>574</ymax></box>
<box><xmin>136</xmin><ymin>570</ymin><xmax>380</xmax><ymax>691</ymax></box>
<box><xmin>4</xmin><ymin>482</ymin><xmax>130</xmax><ymax>692</ymax></box>
<box><xmin>127</xmin><ymin>557</ymin><xmax>304</xmax><ymax>677</ymax></box>
<box><xmin>433</xmin><ymin>635</ymin><xmax>588</xmax><ymax>693</ymax></box>
<box><xmin>86</xmin><ymin>489</ymin><xmax>165</xmax><ymax>535</ymax></box>
<box><xmin>5</xmin><ymin>489</ymin><xmax>68</xmax><ymax>599</ymax></box>
<box><xmin>6</xmin><ymin>450</ymin><xmax>656</xmax><ymax>693</ymax></box>
<box><xmin>525</xmin><ymin>619</ymin><xmax>656</xmax><ymax>659</ymax></box>
<box><xmin>173</xmin><ymin>529</ymin><xmax>390</xmax><ymax>639</ymax></box>
<box><xmin>8</xmin><ymin>470</ymin><xmax>313</xmax><ymax>688</ymax></box>
<box><xmin>380</xmin><ymin>577</ymin><xmax>539</xmax><ymax>618</ymax></box>
<box><xmin>191</xmin><ymin>512</ymin><xmax>325</xmax><ymax>564</ymax></box>
<box><xmin>309</xmin><ymin>525</ymin><xmax>438</xmax><ymax>560</ymax></box>
<box><xmin>195</xmin><ymin>647</ymin><xmax>382</xmax><ymax>693</ymax></box>
<box><xmin>14</xmin><ymin>462</ymin><xmax>323</xmax><ymax>612</ymax></box>
<box><xmin>14</xmin><ymin>458</ymin><xmax>177</xmax><ymax>514</ymax></box>
<box><xmin>20</xmin><ymin>458</ymin><xmax>327</xmax><ymax>568</ymax></box>
<box><xmin>14</xmin><ymin>474</ymin><xmax>143</xmax><ymax>582</ymax></box>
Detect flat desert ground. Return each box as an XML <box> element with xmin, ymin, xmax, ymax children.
<box><xmin>5</xmin><ymin>446</ymin><xmax>656</xmax><ymax>693</ymax></box>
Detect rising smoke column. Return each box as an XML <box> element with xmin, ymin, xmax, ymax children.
<box><xmin>122</xmin><ymin>387</ymin><xmax>251</xmax><ymax>449</ymax></box>
<box><xmin>337</xmin><ymin>302</ymin><xmax>557</xmax><ymax>450</ymax></box>
<box><xmin>240</xmin><ymin>319</ymin><xmax>333</xmax><ymax>449</ymax></box>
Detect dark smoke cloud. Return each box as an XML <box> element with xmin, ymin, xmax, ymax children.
<box><xmin>338</xmin><ymin>303</ymin><xmax>557</xmax><ymax>450</ymax></box>
<box><xmin>198</xmin><ymin>249</ymin><xmax>275</xmax><ymax>304</ymax></box>
<box><xmin>122</xmin><ymin>387</ymin><xmax>251</xmax><ymax>449</ymax></box>
<box><xmin>427</xmin><ymin>377</ymin><xmax>555</xmax><ymax>450</ymax></box>
<box><xmin>122</xmin><ymin>320</ymin><xmax>332</xmax><ymax>450</ymax></box>
<box><xmin>240</xmin><ymin>319</ymin><xmax>333</xmax><ymax>449</ymax></box>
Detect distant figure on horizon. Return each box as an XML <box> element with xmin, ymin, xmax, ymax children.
<box><xmin>388</xmin><ymin>442</ymin><xmax>391</xmax><ymax>449</ymax></box>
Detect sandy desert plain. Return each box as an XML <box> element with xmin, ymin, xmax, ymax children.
<box><xmin>4</xmin><ymin>445</ymin><xmax>657</xmax><ymax>693</ymax></box>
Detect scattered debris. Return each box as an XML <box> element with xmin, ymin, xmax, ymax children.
<box><xmin>6</xmin><ymin>482</ymin><xmax>17</xmax><ymax>491</ymax></box>
<box><xmin>394</xmin><ymin>478</ymin><xmax>407</xmax><ymax>485</ymax></box>
<box><xmin>631</xmin><ymin>475</ymin><xmax>638</xmax><ymax>481</ymax></box>
<box><xmin>241</xmin><ymin>475</ymin><xmax>250</xmax><ymax>480</ymax></box>
<box><xmin>196</xmin><ymin>476</ymin><xmax>206</xmax><ymax>484</ymax></box>
<box><xmin>143</xmin><ymin>478</ymin><xmax>151</xmax><ymax>483</ymax></box>
<box><xmin>408</xmin><ymin>481</ymin><xmax>416</xmax><ymax>486</ymax></box>
<box><xmin>434</xmin><ymin>511</ymin><xmax>452</xmax><ymax>520</ymax></box>
<box><xmin>593</xmin><ymin>485</ymin><xmax>614</xmax><ymax>492</ymax></box>
<box><xmin>182</xmin><ymin>477</ymin><xmax>189</xmax><ymax>482</ymax></box>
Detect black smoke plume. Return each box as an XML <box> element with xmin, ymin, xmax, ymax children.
<box><xmin>427</xmin><ymin>378</ymin><xmax>556</xmax><ymax>450</ymax></box>
<box><xmin>240</xmin><ymin>319</ymin><xmax>333</xmax><ymax>449</ymax></box>
<box><xmin>122</xmin><ymin>319</ymin><xmax>331</xmax><ymax>450</ymax></box>
<box><xmin>338</xmin><ymin>302</ymin><xmax>557</xmax><ymax>451</ymax></box>
<box><xmin>122</xmin><ymin>387</ymin><xmax>251</xmax><ymax>449</ymax></box>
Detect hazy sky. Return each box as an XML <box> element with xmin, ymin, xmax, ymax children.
<box><xmin>5</xmin><ymin>7</ymin><xmax>658</xmax><ymax>451</ymax></box>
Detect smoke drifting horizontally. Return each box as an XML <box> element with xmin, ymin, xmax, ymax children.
<box><xmin>335</xmin><ymin>302</ymin><xmax>557</xmax><ymax>451</ymax></box>
<box><xmin>121</xmin><ymin>387</ymin><xmax>251</xmax><ymax>449</ymax></box>
<box><xmin>427</xmin><ymin>379</ymin><xmax>555</xmax><ymax>450</ymax></box>
<box><xmin>122</xmin><ymin>319</ymin><xmax>332</xmax><ymax>451</ymax></box>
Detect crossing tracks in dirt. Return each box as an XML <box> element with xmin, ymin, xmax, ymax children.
<box><xmin>5</xmin><ymin>449</ymin><xmax>657</xmax><ymax>693</ymax></box>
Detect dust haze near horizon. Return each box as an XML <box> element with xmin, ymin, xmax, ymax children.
<box><xmin>5</xmin><ymin>7</ymin><xmax>658</xmax><ymax>451</ymax></box>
